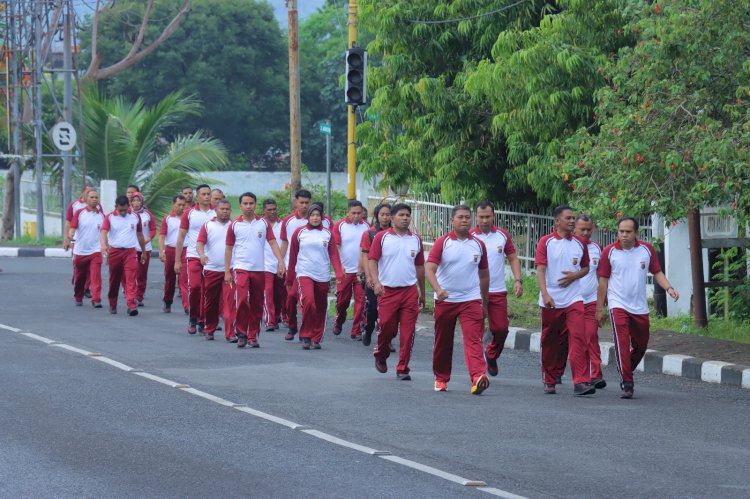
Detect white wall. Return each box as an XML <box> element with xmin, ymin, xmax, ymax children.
<box><xmin>664</xmin><ymin>219</ymin><xmax>709</xmax><ymax>316</ymax></box>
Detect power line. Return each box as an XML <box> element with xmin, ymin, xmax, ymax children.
<box><xmin>409</xmin><ymin>0</ymin><xmax>529</xmax><ymax>25</ymax></box>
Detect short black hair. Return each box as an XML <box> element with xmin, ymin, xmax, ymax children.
<box><xmin>215</xmin><ymin>199</ymin><xmax>231</xmax><ymax>208</ymax></box>
<box><xmin>617</xmin><ymin>217</ymin><xmax>639</xmax><ymax>231</ymax></box>
<box><xmin>195</xmin><ymin>184</ymin><xmax>211</xmax><ymax>194</ymax></box>
<box><xmin>211</xmin><ymin>188</ymin><xmax>224</xmax><ymax>195</ymax></box>
<box><xmin>295</xmin><ymin>189</ymin><xmax>312</xmax><ymax>199</ymax></box>
<box><xmin>576</xmin><ymin>213</ymin><xmax>593</xmax><ymax>223</ymax></box>
<box><xmin>451</xmin><ymin>204</ymin><xmax>471</xmax><ymax>217</ymax></box>
<box><xmin>476</xmin><ymin>200</ymin><xmax>495</xmax><ymax>211</ymax></box>
<box><xmin>348</xmin><ymin>200</ymin><xmax>363</xmax><ymax>210</ymax></box>
<box><xmin>182</xmin><ymin>186</ymin><xmax>193</xmax><ymax>192</ymax></box>
<box><xmin>127</xmin><ymin>184</ymin><xmax>139</xmax><ymax>192</ymax></box>
<box><xmin>263</xmin><ymin>198</ymin><xmax>277</xmax><ymax>208</ymax></box>
<box><xmin>553</xmin><ymin>205</ymin><xmax>574</xmax><ymax>219</ymax></box>
<box><xmin>115</xmin><ymin>195</ymin><xmax>129</xmax><ymax>207</ymax></box>
<box><xmin>391</xmin><ymin>203</ymin><xmax>411</xmax><ymax>216</ymax></box>
<box><xmin>172</xmin><ymin>194</ymin><xmax>186</xmax><ymax>203</ymax></box>
<box><xmin>239</xmin><ymin>192</ymin><xmax>257</xmax><ymax>204</ymax></box>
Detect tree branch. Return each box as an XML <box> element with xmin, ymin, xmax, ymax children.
<box><xmin>41</xmin><ymin>0</ymin><xmax>65</xmax><ymax>61</ymax></box>
<box><xmin>84</xmin><ymin>0</ymin><xmax>103</xmax><ymax>80</ymax></box>
<box><xmin>127</xmin><ymin>0</ymin><xmax>156</xmax><ymax>59</ymax></box>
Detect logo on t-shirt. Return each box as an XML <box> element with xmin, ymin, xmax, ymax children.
<box><xmin>257</xmin><ymin>231</ymin><xmax>263</xmax><ymax>238</ymax></box>
<box><xmin>640</xmin><ymin>260</ymin><xmax>646</xmax><ymax>269</ymax></box>
<box><xmin>322</xmin><ymin>240</ymin><xmax>328</xmax><ymax>248</ymax></box>
<box><xmin>473</xmin><ymin>254</ymin><xmax>479</xmax><ymax>263</ymax></box>
<box><xmin>130</xmin><ymin>224</ymin><xmax>135</xmax><ymax>230</ymax></box>
<box><xmin>572</xmin><ymin>257</ymin><xmax>578</xmax><ymax>266</ymax></box>
<box><xmin>96</xmin><ymin>224</ymin><xmax>101</xmax><ymax>230</ymax></box>
<box><xmin>592</xmin><ymin>257</ymin><xmax>599</xmax><ymax>265</ymax></box>
<box><xmin>410</xmin><ymin>249</ymin><xmax>416</xmax><ymax>257</ymax></box>
<box><xmin>497</xmin><ymin>245</ymin><xmax>503</xmax><ymax>253</ymax></box>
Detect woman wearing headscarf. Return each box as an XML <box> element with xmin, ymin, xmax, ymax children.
<box><xmin>286</xmin><ymin>204</ymin><xmax>343</xmax><ymax>349</ymax></box>
<box><xmin>130</xmin><ymin>192</ymin><xmax>157</xmax><ymax>306</ymax></box>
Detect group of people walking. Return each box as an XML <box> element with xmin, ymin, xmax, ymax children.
<box><xmin>66</xmin><ymin>184</ymin><xmax>679</xmax><ymax>399</ymax></box>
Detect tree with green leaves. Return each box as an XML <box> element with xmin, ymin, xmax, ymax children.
<box><xmin>83</xmin><ymin>89</ymin><xmax>227</xmax><ymax>217</ymax></box>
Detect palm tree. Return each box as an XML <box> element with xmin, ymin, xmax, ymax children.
<box><xmin>82</xmin><ymin>88</ymin><xmax>227</xmax><ymax>217</ymax></box>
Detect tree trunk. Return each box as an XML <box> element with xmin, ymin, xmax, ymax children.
<box><xmin>2</xmin><ymin>168</ymin><xmax>16</xmax><ymax>240</ymax></box>
<box><xmin>687</xmin><ymin>208</ymin><xmax>708</xmax><ymax>327</ymax></box>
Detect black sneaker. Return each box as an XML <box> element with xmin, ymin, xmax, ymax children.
<box><xmin>109</xmin><ymin>307</ymin><xmax>117</xmax><ymax>314</ymax></box>
<box><xmin>285</xmin><ymin>328</ymin><xmax>297</xmax><ymax>341</ymax></box>
<box><xmin>362</xmin><ymin>327</ymin><xmax>373</xmax><ymax>346</ymax></box>
<box><xmin>197</xmin><ymin>323</ymin><xmax>205</xmax><ymax>335</ymax></box>
<box><xmin>485</xmin><ymin>353</ymin><xmax>498</xmax><ymax>377</ymax></box>
<box><xmin>136</xmin><ymin>300</ymin><xmax>144</xmax><ymax>307</ymax></box>
<box><xmin>217</xmin><ymin>326</ymin><xmax>222</xmax><ymax>331</ymax></box>
<box><xmin>544</xmin><ymin>383</ymin><xmax>556</xmax><ymax>394</ymax></box>
<box><xmin>84</xmin><ymin>289</ymin><xmax>92</xmax><ymax>298</ymax></box>
<box><xmin>302</xmin><ymin>338</ymin><xmax>312</xmax><ymax>350</ymax></box>
<box><xmin>127</xmin><ymin>308</ymin><xmax>139</xmax><ymax>317</ymax></box>
<box><xmin>350</xmin><ymin>334</ymin><xmax>362</xmax><ymax>341</ymax></box>
<box><xmin>555</xmin><ymin>377</ymin><xmax>562</xmax><ymax>385</ymax></box>
<box><xmin>333</xmin><ymin>325</ymin><xmax>342</xmax><ymax>336</ymax></box>
<box><xmin>226</xmin><ymin>335</ymin><xmax>238</xmax><ymax>343</ymax></box>
<box><xmin>311</xmin><ymin>342</ymin><xmax>322</xmax><ymax>349</ymax></box>
<box><xmin>75</xmin><ymin>301</ymin><xmax>83</xmax><ymax>307</ymax></box>
<box><xmin>206</xmin><ymin>333</ymin><xmax>214</xmax><ymax>341</ymax></box>
<box><xmin>621</xmin><ymin>382</ymin><xmax>634</xmax><ymax>399</ymax></box>
<box><xmin>237</xmin><ymin>334</ymin><xmax>248</xmax><ymax>348</ymax></box>
<box><xmin>187</xmin><ymin>321</ymin><xmax>197</xmax><ymax>334</ymax></box>
<box><xmin>574</xmin><ymin>383</ymin><xmax>596</xmax><ymax>396</ymax></box>
<box><xmin>592</xmin><ymin>378</ymin><xmax>607</xmax><ymax>389</ymax></box>
<box><xmin>375</xmin><ymin>358</ymin><xmax>387</xmax><ymax>373</ymax></box>
<box><xmin>184</xmin><ymin>307</ymin><xmax>189</xmax><ymax>315</ymax></box>
<box><xmin>396</xmin><ymin>372</ymin><xmax>411</xmax><ymax>381</ymax></box>
<box><xmin>249</xmin><ymin>339</ymin><xmax>260</xmax><ymax>348</ymax></box>
<box><xmin>93</xmin><ymin>301</ymin><xmax>103</xmax><ymax>309</ymax></box>
<box><xmin>265</xmin><ymin>325</ymin><xmax>276</xmax><ymax>332</ymax></box>
<box><xmin>163</xmin><ymin>302</ymin><xmax>171</xmax><ymax>313</ymax></box>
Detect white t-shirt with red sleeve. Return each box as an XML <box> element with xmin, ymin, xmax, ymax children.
<box><xmin>135</xmin><ymin>209</ymin><xmax>157</xmax><ymax>252</ymax></box>
<box><xmin>71</xmin><ymin>207</ymin><xmax>104</xmax><ymax>256</ymax></box>
<box><xmin>598</xmin><ymin>240</ymin><xmax>661</xmax><ymax>315</ymax></box>
<box><xmin>66</xmin><ymin>197</ymin><xmax>87</xmax><ymax>223</ymax></box>
<box><xmin>286</xmin><ymin>224</ymin><xmax>343</xmax><ymax>283</ymax></box>
<box><xmin>580</xmin><ymin>240</ymin><xmax>602</xmax><ymax>304</ymax></box>
<box><xmin>333</xmin><ymin>217</ymin><xmax>370</xmax><ymax>274</ymax></box>
<box><xmin>280</xmin><ymin>214</ymin><xmax>308</xmax><ymax>266</ymax></box>
<box><xmin>160</xmin><ymin>213</ymin><xmax>183</xmax><ymax>248</ymax></box>
<box><xmin>196</xmin><ymin>218</ymin><xmax>231</xmax><ymax>272</ymax></box>
<box><xmin>180</xmin><ymin>205</ymin><xmax>216</xmax><ymax>259</ymax></box>
<box><xmin>263</xmin><ymin>219</ymin><xmax>283</xmax><ymax>273</ymax></box>
<box><xmin>534</xmin><ymin>231</ymin><xmax>589</xmax><ymax>309</ymax></box>
<box><xmin>102</xmin><ymin>211</ymin><xmax>142</xmax><ymax>249</ymax></box>
<box><xmin>470</xmin><ymin>226</ymin><xmax>516</xmax><ymax>293</ymax></box>
<box><xmin>368</xmin><ymin>228</ymin><xmax>425</xmax><ymax>288</ymax></box>
<box><xmin>226</xmin><ymin>215</ymin><xmax>275</xmax><ymax>272</ymax></box>
<box><xmin>427</xmin><ymin>231</ymin><xmax>488</xmax><ymax>303</ymax></box>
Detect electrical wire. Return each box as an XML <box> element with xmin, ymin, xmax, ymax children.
<box><xmin>409</xmin><ymin>0</ymin><xmax>529</xmax><ymax>25</ymax></box>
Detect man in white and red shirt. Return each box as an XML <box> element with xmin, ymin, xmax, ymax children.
<box><xmin>470</xmin><ymin>201</ymin><xmax>523</xmax><ymax>378</ymax></box>
<box><xmin>597</xmin><ymin>217</ymin><xmax>679</xmax><ymax>399</ymax></box>
<box><xmin>368</xmin><ymin>203</ymin><xmax>426</xmax><ymax>380</ymax></box>
<box><xmin>574</xmin><ymin>215</ymin><xmax>606</xmax><ymax>389</ymax></box>
<box><xmin>535</xmin><ymin>205</ymin><xmax>592</xmax><ymax>396</ymax></box>
<box><xmin>159</xmin><ymin>194</ymin><xmax>188</xmax><ymax>313</ymax></box>
<box><xmin>69</xmin><ymin>189</ymin><xmax>104</xmax><ymax>307</ymax></box>
<box><xmin>175</xmin><ymin>184</ymin><xmax>216</xmax><ymax>334</ymax></box>
<box><xmin>426</xmin><ymin>205</ymin><xmax>491</xmax><ymax>394</ymax></box>
<box><xmin>279</xmin><ymin>189</ymin><xmax>312</xmax><ymax>340</ymax></box>
<box><xmin>196</xmin><ymin>200</ymin><xmax>235</xmax><ymax>341</ymax></box>
<box><xmin>64</xmin><ymin>185</ymin><xmax>94</xmax><ymax>252</ymax></box>
<box><xmin>225</xmin><ymin>193</ymin><xmax>285</xmax><ymax>348</ymax></box>
<box><xmin>262</xmin><ymin>199</ymin><xmax>287</xmax><ymax>331</ymax></box>
<box><xmin>130</xmin><ymin>192</ymin><xmax>157</xmax><ymax>307</ymax></box>
<box><xmin>100</xmin><ymin>195</ymin><xmax>147</xmax><ymax>316</ymax></box>
<box><xmin>332</xmin><ymin>200</ymin><xmax>370</xmax><ymax>339</ymax></box>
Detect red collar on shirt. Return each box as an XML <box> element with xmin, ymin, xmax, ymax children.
<box><xmin>614</xmin><ymin>240</ymin><xmax>641</xmax><ymax>250</ymax></box>
<box><xmin>237</xmin><ymin>215</ymin><xmax>261</xmax><ymax>222</ymax></box>
<box><xmin>471</xmin><ymin>225</ymin><xmax>499</xmax><ymax>235</ymax></box>
<box><xmin>447</xmin><ymin>230</ymin><xmax>474</xmax><ymax>241</ymax></box>
<box><xmin>550</xmin><ymin>229</ymin><xmax>574</xmax><ymax>240</ymax></box>
<box><xmin>386</xmin><ymin>227</ymin><xmax>413</xmax><ymax>237</ymax></box>
<box><xmin>265</xmin><ymin>217</ymin><xmax>279</xmax><ymax>225</ymax></box>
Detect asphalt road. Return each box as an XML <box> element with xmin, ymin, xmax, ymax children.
<box><xmin>1</xmin><ymin>257</ymin><xmax>749</xmax><ymax>498</ymax></box>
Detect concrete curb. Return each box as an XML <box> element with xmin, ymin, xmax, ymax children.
<box><xmin>504</xmin><ymin>327</ymin><xmax>750</xmax><ymax>389</ymax></box>
<box><xmin>0</xmin><ymin>247</ymin><xmax>161</xmax><ymax>258</ymax></box>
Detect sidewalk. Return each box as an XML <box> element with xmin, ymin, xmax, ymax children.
<box><xmin>414</xmin><ymin>312</ymin><xmax>750</xmax><ymax>389</ymax></box>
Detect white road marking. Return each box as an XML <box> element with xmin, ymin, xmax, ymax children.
<box><xmin>476</xmin><ymin>486</ymin><xmax>529</xmax><ymax>499</ymax></box>
<box><xmin>0</xmin><ymin>248</ymin><xmax>19</xmax><ymax>257</ymax></box>
<box><xmin>92</xmin><ymin>356</ymin><xmax>136</xmax><ymax>372</ymax></box>
<box><xmin>51</xmin><ymin>344</ymin><xmax>93</xmax><ymax>356</ymax></box>
<box><xmin>300</xmin><ymin>429</ymin><xmax>391</xmax><ymax>456</ymax></box>
<box><xmin>0</xmin><ymin>323</ymin><xmax>22</xmax><ymax>332</ymax></box>
<box><xmin>179</xmin><ymin>387</ymin><xmax>236</xmax><ymax>407</ymax></box>
<box><xmin>379</xmin><ymin>455</ymin><xmax>487</xmax><ymax>487</ymax></box>
<box><xmin>233</xmin><ymin>405</ymin><xmax>308</xmax><ymax>429</ymax></box>
<box><xmin>134</xmin><ymin>372</ymin><xmax>190</xmax><ymax>388</ymax></box>
<box><xmin>20</xmin><ymin>332</ymin><xmax>57</xmax><ymax>344</ymax></box>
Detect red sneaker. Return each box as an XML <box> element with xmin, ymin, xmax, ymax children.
<box><xmin>471</xmin><ymin>375</ymin><xmax>490</xmax><ymax>395</ymax></box>
<box><xmin>434</xmin><ymin>380</ymin><xmax>448</xmax><ymax>392</ymax></box>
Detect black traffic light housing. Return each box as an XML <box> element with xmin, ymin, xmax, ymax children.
<box><xmin>345</xmin><ymin>47</ymin><xmax>367</xmax><ymax>106</ymax></box>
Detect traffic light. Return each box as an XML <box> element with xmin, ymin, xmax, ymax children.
<box><xmin>345</xmin><ymin>47</ymin><xmax>367</xmax><ymax>106</ymax></box>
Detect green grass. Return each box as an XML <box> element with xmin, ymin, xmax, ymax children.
<box><xmin>0</xmin><ymin>235</ymin><xmax>62</xmax><ymax>247</ymax></box>
<box><xmin>650</xmin><ymin>314</ymin><xmax>750</xmax><ymax>344</ymax></box>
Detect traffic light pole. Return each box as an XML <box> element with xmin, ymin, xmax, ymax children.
<box><xmin>346</xmin><ymin>0</ymin><xmax>357</xmax><ymax>200</ymax></box>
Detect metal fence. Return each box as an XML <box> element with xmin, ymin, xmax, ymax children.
<box><xmin>367</xmin><ymin>193</ymin><xmax>652</xmax><ymax>269</ymax></box>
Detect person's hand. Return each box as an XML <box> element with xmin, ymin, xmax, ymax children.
<box><xmin>101</xmin><ymin>246</ymin><xmax>108</xmax><ymax>259</ymax></box>
<box><xmin>514</xmin><ymin>280</ymin><xmax>523</xmax><ymax>298</ymax></box>
<box><xmin>159</xmin><ymin>251</ymin><xmax>166</xmax><ymax>263</ymax></box>
<box><xmin>140</xmin><ymin>253</ymin><xmax>147</xmax><ymax>265</ymax></box>
<box><xmin>668</xmin><ymin>287</ymin><xmax>680</xmax><ymax>301</ymax></box>
<box><xmin>557</xmin><ymin>271</ymin><xmax>577</xmax><ymax>288</ymax></box>
<box><xmin>63</xmin><ymin>238</ymin><xmax>71</xmax><ymax>251</ymax></box>
<box><xmin>277</xmin><ymin>262</ymin><xmax>286</xmax><ymax>277</ymax></box>
<box><xmin>596</xmin><ymin>307</ymin><xmax>607</xmax><ymax>327</ymax></box>
<box><xmin>199</xmin><ymin>255</ymin><xmax>208</xmax><ymax>266</ymax></box>
<box><xmin>482</xmin><ymin>300</ymin><xmax>489</xmax><ymax>318</ymax></box>
<box><xmin>418</xmin><ymin>294</ymin><xmax>426</xmax><ymax>311</ymax></box>
<box><xmin>435</xmin><ymin>288</ymin><xmax>449</xmax><ymax>301</ymax></box>
<box><xmin>542</xmin><ymin>292</ymin><xmax>555</xmax><ymax>309</ymax></box>
<box><xmin>225</xmin><ymin>271</ymin><xmax>233</xmax><ymax>287</ymax></box>
<box><xmin>374</xmin><ymin>282</ymin><xmax>384</xmax><ymax>296</ymax></box>
<box><xmin>174</xmin><ymin>261</ymin><xmax>181</xmax><ymax>273</ymax></box>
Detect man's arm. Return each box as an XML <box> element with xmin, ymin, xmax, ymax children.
<box><xmin>197</xmin><ymin>241</ymin><xmax>208</xmax><ymax>266</ymax></box>
<box><xmin>653</xmin><ymin>271</ymin><xmax>679</xmax><ymax>301</ymax></box>
<box><xmin>174</xmin><ymin>228</ymin><xmax>187</xmax><ymax>272</ymax></box>
<box><xmin>595</xmin><ymin>276</ymin><xmax>609</xmax><ymax>326</ymax></box>
<box><xmin>424</xmin><ymin>262</ymin><xmax>446</xmax><ymax>301</ymax></box>
<box><xmin>280</xmin><ymin>240</ymin><xmax>288</xmax><ymax>260</ymax></box>
<box><xmin>63</xmin><ymin>220</ymin><xmax>72</xmax><ymax>251</ymax></box>
<box><xmin>537</xmin><ymin>264</ymin><xmax>554</xmax><ymax>308</ymax></box>
<box><xmin>368</xmin><ymin>259</ymin><xmax>383</xmax><ymax>296</ymax></box>
<box><xmin>507</xmin><ymin>252</ymin><xmax>523</xmax><ymax>297</ymax></box>
<box><xmin>416</xmin><ymin>264</ymin><xmax>426</xmax><ymax>309</ymax></box>
<box><xmin>100</xmin><ymin>230</ymin><xmax>109</xmax><ymax>259</ymax></box>
<box><xmin>269</xmin><ymin>240</ymin><xmax>286</xmax><ymax>276</ymax></box>
<box><xmin>479</xmin><ymin>267</ymin><xmax>490</xmax><ymax>315</ymax></box>
<box><xmin>137</xmin><ymin>232</ymin><xmax>147</xmax><ymax>263</ymax></box>
<box><xmin>224</xmin><ymin>244</ymin><xmax>234</xmax><ymax>286</ymax></box>
<box><xmin>158</xmin><ymin>234</ymin><xmax>167</xmax><ymax>262</ymax></box>
<box><xmin>558</xmin><ymin>266</ymin><xmax>589</xmax><ymax>288</ymax></box>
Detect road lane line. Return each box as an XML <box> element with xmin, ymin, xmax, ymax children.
<box><xmin>0</xmin><ymin>323</ymin><xmax>22</xmax><ymax>332</ymax></box>
<box><xmin>20</xmin><ymin>332</ymin><xmax>57</xmax><ymax>344</ymax></box>
<box><xmin>476</xmin><ymin>486</ymin><xmax>529</xmax><ymax>498</ymax></box>
<box><xmin>379</xmin><ymin>455</ymin><xmax>487</xmax><ymax>487</ymax></box>
<box><xmin>179</xmin><ymin>387</ymin><xmax>237</xmax><ymax>407</ymax></box>
<box><xmin>134</xmin><ymin>372</ymin><xmax>190</xmax><ymax>388</ymax></box>
<box><xmin>51</xmin><ymin>343</ymin><xmax>94</xmax><ymax>356</ymax></box>
<box><xmin>233</xmin><ymin>406</ymin><xmax>308</xmax><ymax>429</ymax></box>
<box><xmin>92</xmin><ymin>356</ymin><xmax>136</xmax><ymax>372</ymax></box>
<box><xmin>300</xmin><ymin>429</ymin><xmax>391</xmax><ymax>456</ymax></box>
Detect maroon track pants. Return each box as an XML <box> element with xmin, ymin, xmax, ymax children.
<box><xmin>584</xmin><ymin>302</ymin><xmax>603</xmax><ymax>379</ymax></box>
<box><xmin>485</xmin><ymin>292</ymin><xmax>510</xmax><ymax>361</ymax></box>
<box><xmin>163</xmin><ymin>247</ymin><xmax>188</xmax><ymax>308</ymax></box>
<box><xmin>297</xmin><ymin>277</ymin><xmax>328</xmax><ymax>342</ymax></box>
<box><xmin>234</xmin><ymin>269</ymin><xmax>265</xmax><ymax>341</ymax></box>
<box><xmin>108</xmin><ymin>247</ymin><xmax>138</xmax><ymax>310</ymax></box>
<box><xmin>263</xmin><ymin>271</ymin><xmax>286</xmax><ymax>327</ymax></box>
<box><xmin>374</xmin><ymin>285</ymin><xmax>418</xmax><ymax>375</ymax></box>
<box><xmin>73</xmin><ymin>253</ymin><xmax>102</xmax><ymax>304</ymax></box>
<box><xmin>285</xmin><ymin>282</ymin><xmax>299</xmax><ymax>330</ymax></box>
<box><xmin>610</xmin><ymin>308</ymin><xmax>650</xmax><ymax>384</ymax></box>
<box><xmin>202</xmin><ymin>270</ymin><xmax>235</xmax><ymax>338</ymax></box>
<box><xmin>335</xmin><ymin>272</ymin><xmax>365</xmax><ymax>336</ymax></box>
<box><xmin>135</xmin><ymin>251</ymin><xmax>151</xmax><ymax>302</ymax></box>
<box><xmin>541</xmin><ymin>301</ymin><xmax>590</xmax><ymax>386</ymax></box>
<box><xmin>433</xmin><ymin>299</ymin><xmax>487</xmax><ymax>383</ymax></box>
<box><xmin>187</xmin><ymin>257</ymin><xmax>205</xmax><ymax>323</ymax></box>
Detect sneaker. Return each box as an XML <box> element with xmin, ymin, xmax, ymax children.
<box><xmin>163</xmin><ymin>302</ymin><xmax>171</xmax><ymax>313</ymax></box>
<box><xmin>573</xmin><ymin>383</ymin><xmax>596</xmax><ymax>396</ymax></box>
<box><xmin>544</xmin><ymin>383</ymin><xmax>556</xmax><ymax>394</ymax></box>
<box><xmin>206</xmin><ymin>333</ymin><xmax>214</xmax><ymax>341</ymax></box>
<box><xmin>75</xmin><ymin>301</ymin><xmax>83</xmax><ymax>307</ymax></box>
<box><xmin>226</xmin><ymin>335</ymin><xmax>238</xmax><ymax>343</ymax></box>
<box><xmin>197</xmin><ymin>323</ymin><xmax>205</xmax><ymax>335</ymax></box>
<box><xmin>396</xmin><ymin>372</ymin><xmax>411</xmax><ymax>381</ymax></box>
<box><xmin>620</xmin><ymin>382</ymin><xmax>634</xmax><ymax>399</ymax></box>
<box><xmin>84</xmin><ymin>289</ymin><xmax>92</xmax><ymax>298</ymax></box>
<box><xmin>485</xmin><ymin>353</ymin><xmax>498</xmax><ymax>377</ymax></box>
<box><xmin>217</xmin><ymin>326</ymin><xmax>223</xmax><ymax>331</ymax></box>
<box><xmin>350</xmin><ymin>334</ymin><xmax>362</xmax><ymax>341</ymax></box>
<box><xmin>362</xmin><ymin>328</ymin><xmax>373</xmax><ymax>346</ymax></box>
<box><xmin>375</xmin><ymin>358</ymin><xmax>387</xmax><ymax>373</ymax></box>
<box><xmin>265</xmin><ymin>325</ymin><xmax>276</xmax><ymax>332</ymax></box>
<box><xmin>109</xmin><ymin>307</ymin><xmax>117</xmax><ymax>314</ymax></box>
<box><xmin>136</xmin><ymin>300</ymin><xmax>144</xmax><ymax>307</ymax></box>
<box><xmin>184</xmin><ymin>307</ymin><xmax>189</xmax><ymax>315</ymax></box>
<box><xmin>187</xmin><ymin>322</ymin><xmax>197</xmax><ymax>335</ymax></box>
<box><xmin>237</xmin><ymin>334</ymin><xmax>248</xmax><ymax>348</ymax></box>
<box><xmin>555</xmin><ymin>377</ymin><xmax>562</xmax><ymax>385</ymax></box>
<box><xmin>311</xmin><ymin>342</ymin><xmax>322</xmax><ymax>349</ymax></box>
<box><xmin>434</xmin><ymin>380</ymin><xmax>448</xmax><ymax>392</ymax></box>
<box><xmin>302</xmin><ymin>338</ymin><xmax>312</xmax><ymax>350</ymax></box>
<box><xmin>285</xmin><ymin>328</ymin><xmax>297</xmax><ymax>341</ymax></box>
<box><xmin>127</xmin><ymin>308</ymin><xmax>139</xmax><ymax>316</ymax></box>
<box><xmin>333</xmin><ymin>325</ymin><xmax>342</xmax><ymax>336</ymax></box>
<box><xmin>93</xmin><ymin>301</ymin><xmax>103</xmax><ymax>309</ymax></box>
<box><xmin>471</xmin><ymin>374</ymin><xmax>490</xmax><ymax>395</ymax></box>
<box><xmin>274</xmin><ymin>325</ymin><xmax>280</xmax><ymax>331</ymax></box>
<box><xmin>591</xmin><ymin>378</ymin><xmax>607</xmax><ymax>389</ymax></box>
<box><xmin>248</xmin><ymin>339</ymin><xmax>260</xmax><ymax>348</ymax></box>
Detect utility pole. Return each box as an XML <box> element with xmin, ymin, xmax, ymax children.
<box><xmin>9</xmin><ymin>0</ymin><xmax>22</xmax><ymax>238</ymax></box>
<box><xmin>62</xmin><ymin>2</ymin><xmax>73</xmax><ymax>235</ymax></box>
<box><xmin>687</xmin><ymin>208</ymin><xmax>708</xmax><ymax>327</ymax></box>
<box><xmin>287</xmin><ymin>0</ymin><xmax>301</xmax><ymax>193</ymax></box>
<box><xmin>346</xmin><ymin>0</ymin><xmax>357</xmax><ymax>200</ymax></box>
<box><xmin>325</xmin><ymin>120</ymin><xmax>332</xmax><ymax>213</ymax></box>
<box><xmin>33</xmin><ymin>0</ymin><xmax>45</xmax><ymax>240</ymax></box>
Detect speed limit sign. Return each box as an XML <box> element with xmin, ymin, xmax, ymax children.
<box><xmin>51</xmin><ymin>121</ymin><xmax>77</xmax><ymax>152</ymax></box>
